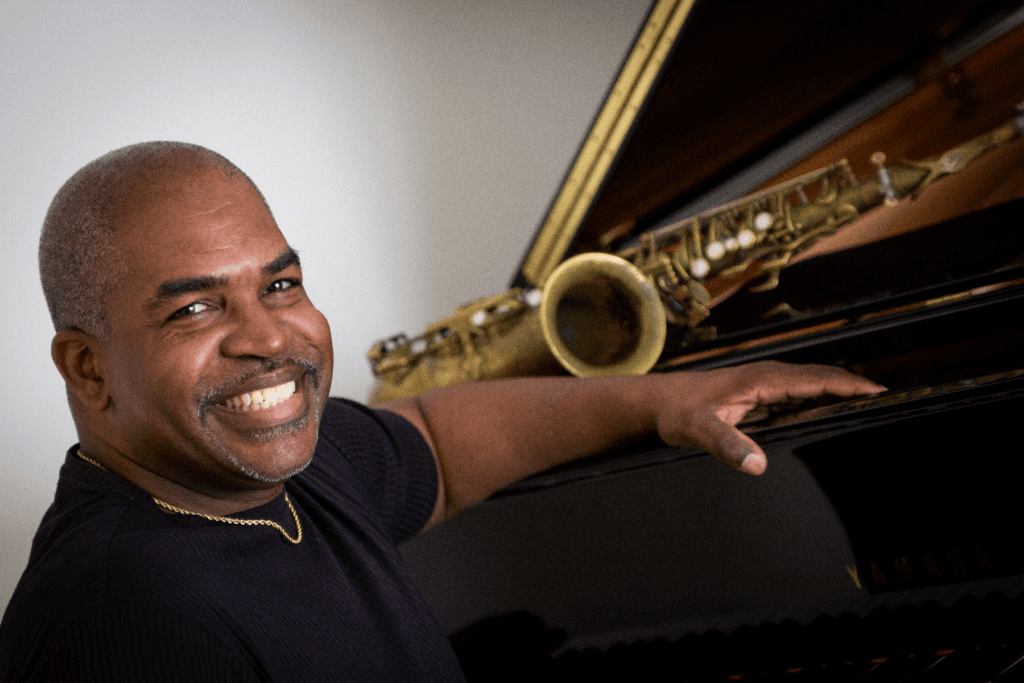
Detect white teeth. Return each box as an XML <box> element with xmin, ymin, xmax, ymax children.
<box><xmin>223</xmin><ymin>380</ymin><xmax>296</xmax><ymax>411</ymax></box>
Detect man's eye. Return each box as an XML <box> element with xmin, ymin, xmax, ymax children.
<box><xmin>168</xmin><ymin>301</ymin><xmax>210</xmax><ymax>321</ymax></box>
<box><xmin>266</xmin><ymin>278</ymin><xmax>299</xmax><ymax>294</ymax></box>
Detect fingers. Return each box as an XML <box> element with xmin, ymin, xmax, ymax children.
<box><xmin>658</xmin><ymin>362</ymin><xmax>886</xmax><ymax>476</ymax></box>
<box><xmin>747</xmin><ymin>362</ymin><xmax>886</xmax><ymax>403</ymax></box>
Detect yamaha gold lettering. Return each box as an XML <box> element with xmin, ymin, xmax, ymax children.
<box><xmin>845</xmin><ymin>545</ymin><xmax>997</xmax><ymax>590</ymax></box>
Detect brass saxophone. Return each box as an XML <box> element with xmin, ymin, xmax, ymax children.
<box><xmin>368</xmin><ymin>108</ymin><xmax>1024</xmax><ymax>403</ymax></box>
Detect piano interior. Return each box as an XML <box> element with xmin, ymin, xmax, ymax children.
<box><xmin>399</xmin><ymin>0</ymin><xmax>1024</xmax><ymax>679</ymax></box>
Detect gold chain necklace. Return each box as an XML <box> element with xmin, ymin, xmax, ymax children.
<box><xmin>77</xmin><ymin>449</ymin><xmax>302</xmax><ymax>544</ymax></box>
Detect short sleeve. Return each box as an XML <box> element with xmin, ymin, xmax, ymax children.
<box><xmin>315</xmin><ymin>397</ymin><xmax>439</xmax><ymax>542</ymax></box>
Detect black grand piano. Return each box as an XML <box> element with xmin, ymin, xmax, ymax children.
<box><xmin>398</xmin><ymin>0</ymin><xmax>1024</xmax><ymax>679</ymax></box>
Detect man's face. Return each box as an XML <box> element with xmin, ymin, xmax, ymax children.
<box><xmin>99</xmin><ymin>167</ymin><xmax>334</xmax><ymax>495</ymax></box>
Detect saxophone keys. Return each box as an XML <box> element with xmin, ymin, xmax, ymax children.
<box><xmin>749</xmin><ymin>268</ymin><xmax>782</xmax><ymax>293</ymax></box>
<box><xmin>687</xmin><ymin>280</ymin><xmax>711</xmax><ymax>305</ymax></box>
<box><xmin>414</xmin><ymin>337</ymin><xmax>435</xmax><ymax>354</ymax></box>
<box><xmin>523</xmin><ymin>288</ymin><xmax>542</xmax><ymax>307</ymax></box>
<box><xmin>682</xmin><ymin>219</ymin><xmax>710</xmax><ymax>278</ymax></box>
<box><xmin>704</xmin><ymin>218</ymin><xmax>728</xmax><ymax>260</ymax></box>
<box><xmin>754</xmin><ymin>211</ymin><xmax>773</xmax><ymax>231</ymax></box>
<box><xmin>690</xmin><ymin>257</ymin><xmax>711</xmax><ymax>279</ymax></box>
<box><xmin>871</xmin><ymin>151</ymin><xmax>900</xmax><ymax>205</ymax></box>
<box><xmin>705</xmin><ymin>241</ymin><xmax>727</xmax><ymax>260</ymax></box>
<box><xmin>795</xmin><ymin>185</ymin><xmax>810</xmax><ymax>205</ymax></box>
<box><xmin>723</xmin><ymin>214</ymin><xmax>740</xmax><ymax>252</ymax></box>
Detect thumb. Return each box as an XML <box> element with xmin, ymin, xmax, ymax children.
<box><xmin>676</xmin><ymin>410</ymin><xmax>768</xmax><ymax>475</ymax></box>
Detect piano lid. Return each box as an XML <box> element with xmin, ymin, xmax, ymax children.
<box><xmin>512</xmin><ymin>0</ymin><xmax>1024</xmax><ymax>290</ymax></box>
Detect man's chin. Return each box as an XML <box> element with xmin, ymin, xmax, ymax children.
<box><xmin>235</xmin><ymin>408</ymin><xmax>311</xmax><ymax>442</ymax></box>
<box><xmin>227</xmin><ymin>446</ymin><xmax>315</xmax><ymax>484</ymax></box>
<box><xmin>205</xmin><ymin>399</ymin><xmax>323</xmax><ymax>485</ymax></box>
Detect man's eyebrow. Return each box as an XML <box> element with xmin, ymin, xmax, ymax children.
<box><xmin>147</xmin><ymin>274</ymin><xmax>230</xmax><ymax>313</ymax></box>
<box><xmin>145</xmin><ymin>249</ymin><xmax>301</xmax><ymax>314</ymax></box>
<box><xmin>264</xmin><ymin>248</ymin><xmax>301</xmax><ymax>276</ymax></box>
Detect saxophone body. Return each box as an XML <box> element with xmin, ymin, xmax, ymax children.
<box><xmin>368</xmin><ymin>110</ymin><xmax>1024</xmax><ymax>403</ymax></box>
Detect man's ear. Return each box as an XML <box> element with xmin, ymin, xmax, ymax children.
<box><xmin>52</xmin><ymin>330</ymin><xmax>111</xmax><ymax>411</ymax></box>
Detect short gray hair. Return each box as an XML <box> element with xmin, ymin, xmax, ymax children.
<box><xmin>39</xmin><ymin>142</ymin><xmax>265</xmax><ymax>336</ymax></box>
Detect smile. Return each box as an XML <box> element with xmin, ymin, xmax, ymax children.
<box><xmin>221</xmin><ymin>380</ymin><xmax>297</xmax><ymax>411</ymax></box>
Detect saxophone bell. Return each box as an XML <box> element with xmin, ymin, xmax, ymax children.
<box><xmin>539</xmin><ymin>253</ymin><xmax>667</xmax><ymax>378</ymax></box>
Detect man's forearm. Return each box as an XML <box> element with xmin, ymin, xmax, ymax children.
<box><xmin>383</xmin><ymin>362</ymin><xmax>885</xmax><ymax>528</ymax></box>
<box><xmin>392</xmin><ymin>374</ymin><xmax>657</xmax><ymax>518</ymax></box>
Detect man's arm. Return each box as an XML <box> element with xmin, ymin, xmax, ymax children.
<box><xmin>382</xmin><ymin>361</ymin><xmax>885</xmax><ymax>530</ymax></box>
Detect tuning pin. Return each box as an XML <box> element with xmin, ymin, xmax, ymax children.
<box><xmin>871</xmin><ymin>152</ymin><xmax>899</xmax><ymax>206</ymax></box>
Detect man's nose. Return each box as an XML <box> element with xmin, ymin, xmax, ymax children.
<box><xmin>220</xmin><ymin>300</ymin><xmax>288</xmax><ymax>358</ymax></box>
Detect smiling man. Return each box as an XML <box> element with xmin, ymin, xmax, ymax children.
<box><xmin>60</xmin><ymin>153</ymin><xmax>333</xmax><ymax>507</ymax></box>
<box><xmin>0</xmin><ymin>142</ymin><xmax>884</xmax><ymax>682</ymax></box>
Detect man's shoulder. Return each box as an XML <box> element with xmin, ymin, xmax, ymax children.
<box><xmin>8</xmin><ymin>476</ymin><xmax>172</xmax><ymax>615</ymax></box>
<box><xmin>310</xmin><ymin>397</ymin><xmax>437</xmax><ymax>544</ymax></box>
<box><xmin>7</xmin><ymin>459</ymin><xmax>237</xmax><ymax>625</ymax></box>
<box><xmin>0</xmin><ymin>472</ymin><xmax>270</xmax><ymax>677</ymax></box>
<box><xmin>319</xmin><ymin>395</ymin><xmax>380</xmax><ymax>429</ymax></box>
<box><xmin>317</xmin><ymin>396</ymin><xmax>426</xmax><ymax>454</ymax></box>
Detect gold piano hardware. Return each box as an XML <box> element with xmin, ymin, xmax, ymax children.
<box><xmin>368</xmin><ymin>108</ymin><xmax>1024</xmax><ymax>402</ymax></box>
<box><xmin>521</xmin><ymin>0</ymin><xmax>698</xmax><ymax>286</ymax></box>
<box><xmin>846</xmin><ymin>544</ymin><xmax>996</xmax><ymax>591</ymax></box>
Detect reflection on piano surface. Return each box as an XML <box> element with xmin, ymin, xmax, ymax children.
<box><xmin>453</xmin><ymin>593</ymin><xmax>1024</xmax><ymax>681</ymax></box>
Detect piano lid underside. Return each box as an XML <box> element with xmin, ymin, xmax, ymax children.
<box><xmin>534</xmin><ymin>0</ymin><xmax>1024</xmax><ymax>266</ymax></box>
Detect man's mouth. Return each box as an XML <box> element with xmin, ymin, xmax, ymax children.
<box><xmin>221</xmin><ymin>380</ymin><xmax>297</xmax><ymax>411</ymax></box>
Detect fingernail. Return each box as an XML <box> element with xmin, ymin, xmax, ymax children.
<box><xmin>740</xmin><ymin>452</ymin><xmax>767</xmax><ymax>475</ymax></box>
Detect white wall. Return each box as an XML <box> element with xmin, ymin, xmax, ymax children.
<box><xmin>0</xmin><ymin>0</ymin><xmax>651</xmax><ymax>614</ymax></box>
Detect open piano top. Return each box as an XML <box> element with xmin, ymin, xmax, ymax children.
<box><xmin>399</xmin><ymin>0</ymin><xmax>1024</xmax><ymax>679</ymax></box>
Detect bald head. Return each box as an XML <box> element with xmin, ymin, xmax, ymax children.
<box><xmin>39</xmin><ymin>142</ymin><xmax>267</xmax><ymax>336</ymax></box>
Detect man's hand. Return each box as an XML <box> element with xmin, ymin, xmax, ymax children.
<box><xmin>652</xmin><ymin>361</ymin><xmax>886</xmax><ymax>475</ymax></box>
